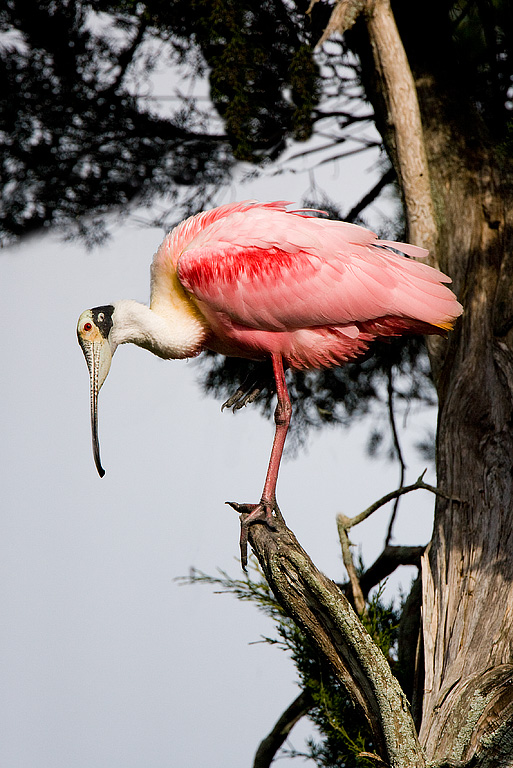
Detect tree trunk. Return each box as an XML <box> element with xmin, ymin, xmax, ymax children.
<box><xmin>416</xmin><ymin>81</ymin><xmax>513</xmax><ymax>765</ymax></box>
<box><xmin>341</xmin><ymin>1</ymin><xmax>513</xmax><ymax>759</ymax></box>
<box><xmin>248</xmin><ymin>2</ymin><xmax>513</xmax><ymax>763</ymax></box>
<box><xmin>361</xmin><ymin>3</ymin><xmax>513</xmax><ymax>760</ymax></box>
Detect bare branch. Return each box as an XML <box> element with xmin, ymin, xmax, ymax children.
<box><xmin>285</xmin><ymin>137</ymin><xmax>379</xmax><ymax>164</ymax></box>
<box><xmin>244</xmin><ymin>508</ymin><xmax>426</xmax><ymax>767</ymax></box>
<box><xmin>317</xmin><ymin>0</ymin><xmax>438</xmax><ymax>253</ymax></box>
<box><xmin>312</xmin><ymin>0</ymin><xmax>367</xmax><ymax>46</ymax></box>
<box><xmin>385</xmin><ymin>368</ymin><xmax>406</xmax><ymax>546</ymax></box>
<box><xmin>252</xmin><ymin>690</ymin><xmax>313</xmax><ymax>768</ymax></box>
<box><xmin>312</xmin><ymin>109</ymin><xmax>374</xmax><ymax>122</ymax></box>
<box><xmin>336</xmin><ymin>521</ymin><xmax>367</xmax><ymax>615</ymax></box>
<box><xmin>360</xmin><ymin>545</ymin><xmax>425</xmax><ymax>599</ymax></box>
<box><xmin>99</xmin><ymin>15</ymin><xmax>148</xmax><ymax>97</ymax></box>
<box><xmin>337</xmin><ymin>471</ymin><xmax>464</xmax><ymax>532</ymax></box>
<box><xmin>358</xmin><ymin>752</ymin><xmax>389</xmax><ymax>766</ymax></box>
<box><xmin>345</xmin><ymin>167</ymin><xmax>395</xmax><ymax>222</ymax></box>
<box><xmin>363</xmin><ymin>0</ymin><xmax>438</xmax><ymax>254</ymax></box>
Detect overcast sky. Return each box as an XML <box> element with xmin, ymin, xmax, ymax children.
<box><xmin>0</xmin><ymin>146</ymin><xmax>439</xmax><ymax>766</ymax></box>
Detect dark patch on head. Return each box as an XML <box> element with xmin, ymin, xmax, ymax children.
<box><xmin>91</xmin><ymin>305</ymin><xmax>114</xmax><ymax>339</ymax></box>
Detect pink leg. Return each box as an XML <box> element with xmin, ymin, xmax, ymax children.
<box><xmin>261</xmin><ymin>354</ymin><xmax>292</xmax><ymax>506</ymax></box>
<box><xmin>228</xmin><ymin>355</ymin><xmax>292</xmax><ymax>568</ymax></box>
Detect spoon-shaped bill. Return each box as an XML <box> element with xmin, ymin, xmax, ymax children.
<box><xmin>89</xmin><ymin>355</ymin><xmax>106</xmax><ymax>478</ymax></box>
<box><xmin>78</xmin><ymin>334</ymin><xmax>112</xmax><ymax>477</ymax></box>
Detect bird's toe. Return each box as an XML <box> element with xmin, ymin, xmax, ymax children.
<box><xmin>226</xmin><ymin>500</ymin><xmax>277</xmax><ymax>570</ymax></box>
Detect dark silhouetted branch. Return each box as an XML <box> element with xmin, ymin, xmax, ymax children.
<box><xmin>337</xmin><ymin>470</ymin><xmax>459</xmax><ymax>534</ymax></box>
<box><xmin>385</xmin><ymin>367</ymin><xmax>406</xmax><ymax>546</ymax></box>
<box><xmin>360</xmin><ymin>545</ymin><xmax>425</xmax><ymax>600</ymax></box>
<box><xmin>252</xmin><ymin>690</ymin><xmax>313</xmax><ymax>768</ymax></box>
<box><xmin>345</xmin><ymin>167</ymin><xmax>395</xmax><ymax>222</ymax></box>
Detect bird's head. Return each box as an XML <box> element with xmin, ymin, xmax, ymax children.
<box><xmin>77</xmin><ymin>305</ymin><xmax>116</xmax><ymax>477</ymax></box>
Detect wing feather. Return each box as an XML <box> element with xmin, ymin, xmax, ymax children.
<box><xmin>172</xmin><ymin>205</ymin><xmax>462</xmax><ymax>332</ymax></box>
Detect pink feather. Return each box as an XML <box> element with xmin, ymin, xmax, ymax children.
<box><xmin>152</xmin><ymin>201</ymin><xmax>462</xmax><ymax>370</ymax></box>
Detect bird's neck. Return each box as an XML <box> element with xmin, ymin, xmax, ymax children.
<box><xmin>110</xmin><ymin>299</ymin><xmax>207</xmax><ymax>360</ymax></box>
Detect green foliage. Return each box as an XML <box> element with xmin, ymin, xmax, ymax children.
<box><xmin>448</xmin><ymin>0</ymin><xmax>513</xmax><ymax>134</ymax></box>
<box><xmin>2</xmin><ymin>0</ymin><xmax>503</xmax><ymax>471</ymax></box>
<box><xmin>2</xmin><ymin>0</ymin><xmax>512</xmax><ymax>244</ymax></box>
<box><xmin>148</xmin><ymin>0</ymin><xmax>321</xmax><ymax>162</ymax></box>
<box><xmin>0</xmin><ymin>0</ymin><xmax>235</xmax><ymax>244</ymax></box>
<box><xmin>183</xmin><ymin>563</ymin><xmax>401</xmax><ymax>767</ymax></box>
<box><xmin>498</xmin><ymin>119</ymin><xmax>513</xmax><ymax>159</ymax></box>
<box><xmin>0</xmin><ymin>0</ymin><xmax>321</xmax><ymax>242</ymax></box>
<box><xmin>289</xmin><ymin>43</ymin><xmax>320</xmax><ymax>142</ymax></box>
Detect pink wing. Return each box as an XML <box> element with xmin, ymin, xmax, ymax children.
<box><xmin>176</xmin><ymin>205</ymin><xmax>462</xmax><ymax>333</ymax></box>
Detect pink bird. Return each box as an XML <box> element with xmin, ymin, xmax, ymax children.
<box><xmin>77</xmin><ymin>201</ymin><xmax>462</xmax><ymax>565</ymax></box>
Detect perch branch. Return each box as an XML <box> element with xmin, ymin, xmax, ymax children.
<box><xmin>243</xmin><ymin>507</ymin><xmax>426</xmax><ymax>767</ymax></box>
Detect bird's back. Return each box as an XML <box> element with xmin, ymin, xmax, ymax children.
<box><xmin>151</xmin><ymin>201</ymin><xmax>462</xmax><ymax>369</ymax></box>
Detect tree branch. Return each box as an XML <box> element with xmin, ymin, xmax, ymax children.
<box><xmin>363</xmin><ymin>0</ymin><xmax>438</xmax><ymax>253</ymax></box>
<box><xmin>317</xmin><ymin>0</ymin><xmax>438</xmax><ymax>254</ymax></box>
<box><xmin>345</xmin><ymin>167</ymin><xmax>395</xmax><ymax>222</ymax></box>
<box><xmin>313</xmin><ymin>0</ymin><xmax>367</xmax><ymax>45</ymax></box>
<box><xmin>336</xmin><ymin>521</ymin><xmax>367</xmax><ymax>615</ymax></box>
<box><xmin>100</xmin><ymin>14</ymin><xmax>148</xmax><ymax>97</ymax></box>
<box><xmin>336</xmin><ymin>470</ymin><xmax>460</xmax><ymax>533</ymax></box>
<box><xmin>358</xmin><ymin>752</ymin><xmax>389</xmax><ymax>766</ymax></box>
<box><xmin>385</xmin><ymin>367</ymin><xmax>406</xmax><ymax>546</ymax></box>
<box><xmin>360</xmin><ymin>545</ymin><xmax>425</xmax><ymax>599</ymax></box>
<box><xmin>252</xmin><ymin>690</ymin><xmax>313</xmax><ymax>768</ymax></box>
<box><xmin>243</xmin><ymin>507</ymin><xmax>426</xmax><ymax>767</ymax></box>
<box><xmin>420</xmin><ymin>665</ymin><xmax>513</xmax><ymax>767</ymax></box>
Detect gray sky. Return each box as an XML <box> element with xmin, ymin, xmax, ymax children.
<box><xmin>1</xmin><ymin>159</ymin><xmax>437</xmax><ymax>766</ymax></box>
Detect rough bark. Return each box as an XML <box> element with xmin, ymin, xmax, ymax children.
<box><xmin>329</xmin><ymin>0</ymin><xmax>513</xmax><ymax>760</ymax></box>
<box><xmin>363</xmin><ymin>0</ymin><xmax>438</xmax><ymax>255</ymax></box>
<box><xmin>358</xmin><ymin>4</ymin><xmax>513</xmax><ymax>764</ymax></box>
<box><xmin>245</xmin><ymin>509</ymin><xmax>426</xmax><ymax>768</ymax></box>
<box><xmin>247</xmin><ymin>1</ymin><xmax>513</xmax><ymax>764</ymax></box>
<box><xmin>417</xmin><ymin>87</ymin><xmax>513</xmax><ymax>764</ymax></box>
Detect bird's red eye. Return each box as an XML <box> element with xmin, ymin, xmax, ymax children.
<box><xmin>83</xmin><ymin>322</ymin><xmax>92</xmax><ymax>332</ymax></box>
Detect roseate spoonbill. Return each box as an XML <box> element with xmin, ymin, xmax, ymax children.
<box><xmin>77</xmin><ymin>200</ymin><xmax>462</xmax><ymax>564</ymax></box>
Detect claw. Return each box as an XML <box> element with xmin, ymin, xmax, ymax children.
<box><xmin>221</xmin><ymin>362</ymin><xmax>273</xmax><ymax>413</ymax></box>
<box><xmin>239</xmin><ymin>524</ymin><xmax>250</xmax><ymax>571</ymax></box>
<box><xmin>226</xmin><ymin>500</ymin><xmax>277</xmax><ymax>570</ymax></box>
<box><xmin>233</xmin><ymin>385</ymin><xmax>263</xmax><ymax>411</ymax></box>
<box><xmin>221</xmin><ymin>383</ymin><xmax>264</xmax><ymax>412</ymax></box>
<box><xmin>221</xmin><ymin>388</ymin><xmax>246</xmax><ymax>412</ymax></box>
<box><xmin>226</xmin><ymin>501</ymin><xmax>258</xmax><ymax>514</ymax></box>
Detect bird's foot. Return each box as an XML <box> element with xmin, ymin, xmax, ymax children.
<box><xmin>226</xmin><ymin>500</ymin><xmax>277</xmax><ymax>570</ymax></box>
<box><xmin>221</xmin><ymin>384</ymin><xmax>264</xmax><ymax>412</ymax></box>
<box><xmin>221</xmin><ymin>362</ymin><xmax>273</xmax><ymax>413</ymax></box>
